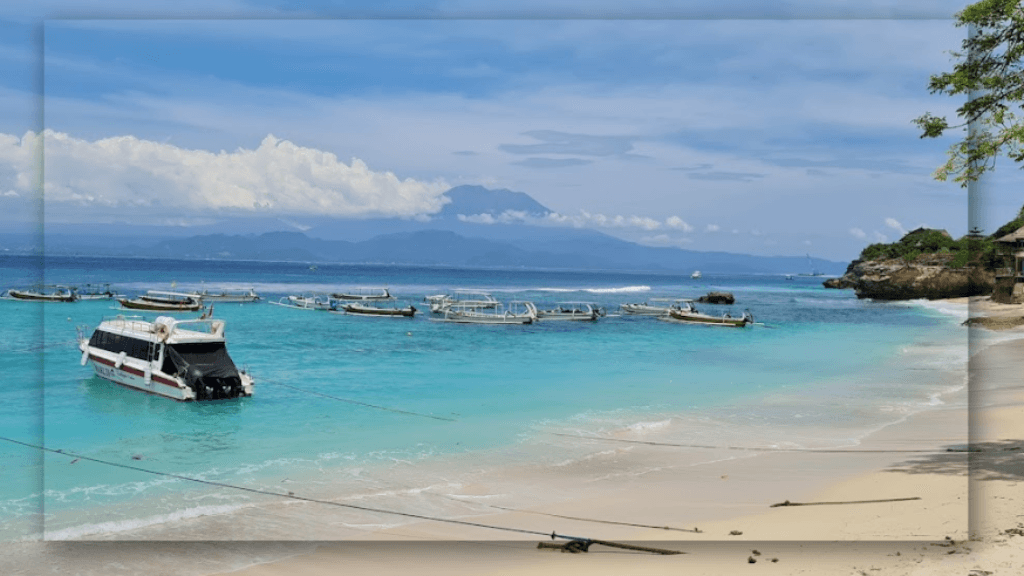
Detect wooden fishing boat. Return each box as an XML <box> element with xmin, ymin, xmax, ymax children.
<box><xmin>619</xmin><ymin>298</ymin><xmax>686</xmax><ymax>316</ymax></box>
<box><xmin>535</xmin><ymin>302</ymin><xmax>603</xmax><ymax>322</ymax></box>
<box><xmin>330</xmin><ymin>287</ymin><xmax>391</xmax><ymax>301</ymax></box>
<box><xmin>664</xmin><ymin>301</ymin><xmax>754</xmax><ymax>327</ymax></box>
<box><xmin>336</xmin><ymin>301</ymin><xmax>416</xmax><ymax>317</ymax></box>
<box><xmin>427</xmin><ymin>290</ymin><xmax>500</xmax><ymax>314</ymax></box>
<box><xmin>2</xmin><ymin>285</ymin><xmax>78</xmax><ymax>302</ymax></box>
<box><xmin>119</xmin><ymin>291</ymin><xmax>203</xmax><ymax>312</ymax></box>
<box><xmin>270</xmin><ymin>293</ymin><xmax>334</xmax><ymax>310</ymax></box>
<box><xmin>72</xmin><ymin>283</ymin><xmax>120</xmax><ymax>300</ymax></box>
<box><xmin>186</xmin><ymin>286</ymin><xmax>261</xmax><ymax>303</ymax></box>
<box><xmin>433</xmin><ymin>301</ymin><xmax>537</xmax><ymax>324</ymax></box>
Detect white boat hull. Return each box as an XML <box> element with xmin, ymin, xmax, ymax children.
<box><xmin>619</xmin><ymin>304</ymin><xmax>672</xmax><ymax>315</ymax></box>
<box><xmin>82</xmin><ymin>346</ymin><xmax>195</xmax><ymax>400</ymax></box>
<box><xmin>434</xmin><ymin>313</ymin><xmax>533</xmax><ymax>324</ymax></box>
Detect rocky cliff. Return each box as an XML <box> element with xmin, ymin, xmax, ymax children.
<box><xmin>827</xmin><ymin>254</ymin><xmax>995</xmax><ymax>300</ymax></box>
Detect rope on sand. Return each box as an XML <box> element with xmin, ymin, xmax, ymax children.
<box><xmin>0</xmin><ymin>436</ymin><xmax>682</xmax><ymax>556</ymax></box>
<box><xmin>770</xmin><ymin>497</ymin><xmax>921</xmax><ymax>508</ymax></box>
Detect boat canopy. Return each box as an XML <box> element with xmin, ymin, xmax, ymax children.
<box><xmin>162</xmin><ymin>341</ymin><xmax>243</xmax><ymax>400</ymax></box>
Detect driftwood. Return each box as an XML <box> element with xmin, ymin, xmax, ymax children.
<box><xmin>538</xmin><ymin>536</ymin><xmax>684</xmax><ymax>555</ymax></box>
<box><xmin>770</xmin><ymin>497</ymin><xmax>921</xmax><ymax>508</ymax></box>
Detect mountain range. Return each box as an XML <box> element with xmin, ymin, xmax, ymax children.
<box><xmin>7</xmin><ymin>185</ymin><xmax>845</xmax><ymax>275</ymax></box>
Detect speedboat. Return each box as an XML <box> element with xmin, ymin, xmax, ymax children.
<box><xmin>691</xmin><ymin>270</ymin><xmax>702</xmax><ymax>279</ymax></box>
<box><xmin>335</xmin><ymin>300</ymin><xmax>416</xmax><ymax>317</ymax></box>
<box><xmin>427</xmin><ymin>290</ymin><xmax>500</xmax><ymax>314</ymax></box>
<box><xmin>270</xmin><ymin>293</ymin><xmax>334</xmax><ymax>310</ymax></box>
<box><xmin>119</xmin><ymin>291</ymin><xmax>204</xmax><ymax>311</ymax></box>
<box><xmin>78</xmin><ymin>315</ymin><xmax>254</xmax><ymax>401</ymax></box>
<box><xmin>433</xmin><ymin>301</ymin><xmax>537</xmax><ymax>324</ymax></box>
<box><xmin>664</xmin><ymin>300</ymin><xmax>754</xmax><ymax>327</ymax></box>
<box><xmin>619</xmin><ymin>298</ymin><xmax>687</xmax><ymax>316</ymax></box>
<box><xmin>535</xmin><ymin>302</ymin><xmax>603</xmax><ymax>322</ymax></box>
<box><xmin>2</xmin><ymin>285</ymin><xmax>78</xmax><ymax>302</ymax></box>
<box><xmin>331</xmin><ymin>287</ymin><xmax>391</xmax><ymax>301</ymax></box>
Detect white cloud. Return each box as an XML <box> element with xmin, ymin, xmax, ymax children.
<box><xmin>5</xmin><ymin>131</ymin><xmax>450</xmax><ymax>218</ymax></box>
<box><xmin>3</xmin><ymin>190</ymin><xmax>19</xmax><ymax>197</ymax></box>
<box><xmin>705</xmin><ymin>223</ymin><xmax>719</xmax><ymax>232</ymax></box>
<box><xmin>884</xmin><ymin>217</ymin><xmax>907</xmax><ymax>236</ymax></box>
<box><xmin>665</xmin><ymin>215</ymin><xmax>693</xmax><ymax>232</ymax></box>
<box><xmin>872</xmin><ymin>231</ymin><xmax>889</xmax><ymax>243</ymax></box>
<box><xmin>457</xmin><ymin>213</ymin><xmax>496</xmax><ymax>224</ymax></box>
<box><xmin>629</xmin><ymin>215</ymin><xmax>661</xmax><ymax>231</ymax></box>
<box><xmin>849</xmin><ymin>227</ymin><xmax>867</xmax><ymax>239</ymax></box>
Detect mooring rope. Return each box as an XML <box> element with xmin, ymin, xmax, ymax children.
<box><xmin>1</xmin><ymin>436</ymin><xmax>685</xmax><ymax>554</ymax></box>
<box><xmin>549</xmin><ymin>432</ymin><xmax>978</xmax><ymax>454</ymax></box>
<box><xmin>256</xmin><ymin>376</ymin><xmax>455</xmax><ymax>422</ymax></box>
<box><xmin>0</xmin><ymin>436</ymin><xmax>554</xmax><ymax>539</ymax></box>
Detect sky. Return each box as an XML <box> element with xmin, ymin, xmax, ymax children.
<box><xmin>0</xmin><ymin>1</ymin><xmax>1017</xmax><ymax>261</ymax></box>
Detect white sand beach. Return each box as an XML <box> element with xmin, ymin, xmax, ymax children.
<box><xmin>206</xmin><ymin>297</ymin><xmax>1024</xmax><ymax>576</ymax></box>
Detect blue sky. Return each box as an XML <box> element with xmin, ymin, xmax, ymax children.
<box><xmin>0</xmin><ymin>1</ymin><xmax>1016</xmax><ymax>260</ymax></box>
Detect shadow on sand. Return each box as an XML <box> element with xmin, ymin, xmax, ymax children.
<box><xmin>885</xmin><ymin>440</ymin><xmax>1024</xmax><ymax>482</ymax></box>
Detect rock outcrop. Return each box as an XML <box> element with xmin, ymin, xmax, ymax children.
<box><xmin>697</xmin><ymin>291</ymin><xmax>735</xmax><ymax>304</ymax></box>
<box><xmin>824</xmin><ymin>255</ymin><xmax>995</xmax><ymax>300</ymax></box>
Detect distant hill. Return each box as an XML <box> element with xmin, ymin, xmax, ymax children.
<box><xmin>30</xmin><ymin>184</ymin><xmax>847</xmax><ymax>274</ymax></box>
<box><xmin>437</xmin><ymin>184</ymin><xmax>551</xmax><ymax>219</ymax></box>
<box><xmin>116</xmin><ymin>229</ymin><xmax>841</xmax><ymax>274</ymax></box>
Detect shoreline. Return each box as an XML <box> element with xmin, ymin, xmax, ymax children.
<box><xmin>206</xmin><ymin>300</ymin><xmax>1024</xmax><ymax>575</ymax></box>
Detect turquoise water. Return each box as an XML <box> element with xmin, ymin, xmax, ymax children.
<box><xmin>0</xmin><ymin>255</ymin><xmax>965</xmax><ymax>542</ymax></box>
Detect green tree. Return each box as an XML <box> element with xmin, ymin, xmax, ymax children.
<box><xmin>914</xmin><ymin>0</ymin><xmax>1024</xmax><ymax>185</ymax></box>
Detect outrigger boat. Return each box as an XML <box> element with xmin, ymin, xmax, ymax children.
<box><xmin>335</xmin><ymin>300</ymin><xmax>417</xmax><ymax>317</ymax></box>
<box><xmin>427</xmin><ymin>290</ymin><xmax>500</xmax><ymax>314</ymax></box>
<box><xmin>663</xmin><ymin>300</ymin><xmax>754</xmax><ymax>327</ymax></box>
<box><xmin>118</xmin><ymin>291</ymin><xmax>204</xmax><ymax>312</ymax></box>
<box><xmin>270</xmin><ymin>293</ymin><xmax>334</xmax><ymax>311</ymax></box>
<box><xmin>78</xmin><ymin>314</ymin><xmax>254</xmax><ymax>401</ymax></box>
<box><xmin>535</xmin><ymin>302</ymin><xmax>603</xmax><ymax>322</ymax></box>
<box><xmin>619</xmin><ymin>298</ymin><xmax>687</xmax><ymax>316</ymax></box>
<box><xmin>330</xmin><ymin>287</ymin><xmax>391</xmax><ymax>301</ymax></box>
<box><xmin>433</xmin><ymin>301</ymin><xmax>537</xmax><ymax>324</ymax></box>
<box><xmin>2</xmin><ymin>285</ymin><xmax>78</xmax><ymax>302</ymax></box>
<box><xmin>72</xmin><ymin>283</ymin><xmax>120</xmax><ymax>300</ymax></box>
<box><xmin>186</xmin><ymin>286</ymin><xmax>261</xmax><ymax>303</ymax></box>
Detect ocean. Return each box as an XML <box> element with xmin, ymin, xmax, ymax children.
<box><xmin>0</xmin><ymin>255</ymin><xmax>968</xmax><ymax>557</ymax></box>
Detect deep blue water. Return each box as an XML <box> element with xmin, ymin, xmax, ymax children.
<box><xmin>0</xmin><ymin>255</ymin><xmax>965</xmax><ymax>541</ymax></box>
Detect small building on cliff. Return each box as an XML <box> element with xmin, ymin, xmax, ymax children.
<box><xmin>995</xmin><ymin>226</ymin><xmax>1024</xmax><ymax>302</ymax></box>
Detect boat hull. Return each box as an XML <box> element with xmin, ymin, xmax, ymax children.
<box><xmin>118</xmin><ymin>298</ymin><xmax>203</xmax><ymax>311</ymax></box>
<box><xmin>665</xmin><ymin>310</ymin><xmax>751</xmax><ymax>327</ymax></box>
<box><xmin>619</xmin><ymin>304</ymin><xmax>671</xmax><ymax>315</ymax></box>
<box><xmin>434</xmin><ymin>312</ymin><xmax>533</xmax><ymax>324</ymax></box>
<box><xmin>340</xmin><ymin>304</ymin><xmax>416</xmax><ymax>317</ymax></box>
<box><xmin>6</xmin><ymin>290</ymin><xmax>77</xmax><ymax>302</ymax></box>
<box><xmin>84</xmin><ymin>351</ymin><xmax>194</xmax><ymax>401</ymax></box>
<box><xmin>536</xmin><ymin>311</ymin><xmax>598</xmax><ymax>321</ymax></box>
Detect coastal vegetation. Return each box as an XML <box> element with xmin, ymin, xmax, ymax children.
<box><xmin>827</xmin><ymin>204</ymin><xmax>1024</xmax><ymax>301</ymax></box>
<box><xmin>914</xmin><ymin>0</ymin><xmax>1024</xmax><ymax>185</ymax></box>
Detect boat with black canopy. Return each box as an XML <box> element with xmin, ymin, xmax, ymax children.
<box><xmin>78</xmin><ymin>314</ymin><xmax>254</xmax><ymax>401</ymax></box>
